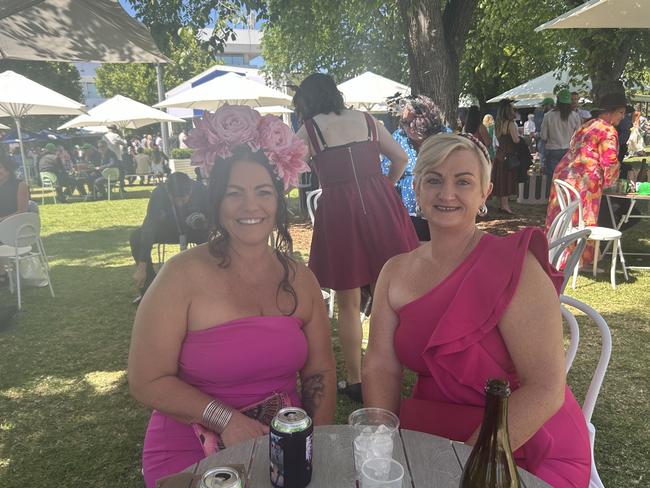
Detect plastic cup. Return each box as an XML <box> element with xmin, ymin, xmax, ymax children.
<box><xmin>349</xmin><ymin>408</ymin><xmax>400</xmax><ymax>475</ymax></box>
<box><xmin>360</xmin><ymin>457</ymin><xmax>404</xmax><ymax>488</ymax></box>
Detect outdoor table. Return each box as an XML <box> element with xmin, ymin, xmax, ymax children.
<box><xmin>183</xmin><ymin>424</ymin><xmax>550</xmax><ymax>487</ymax></box>
<box><xmin>604</xmin><ymin>191</ymin><xmax>650</xmax><ymax>271</ymax></box>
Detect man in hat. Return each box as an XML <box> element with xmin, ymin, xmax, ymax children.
<box><xmin>38</xmin><ymin>142</ymin><xmax>74</xmax><ymax>202</ymax></box>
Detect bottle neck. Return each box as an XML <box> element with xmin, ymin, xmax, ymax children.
<box><xmin>477</xmin><ymin>392</ymin><xmax>509</xmax><ymax>444</ymax></box>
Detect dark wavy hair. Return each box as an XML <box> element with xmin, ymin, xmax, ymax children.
<box><xmin>293</xmin><ymin>73</ymin><xmax>346</xmax><ymax>121</ymax></box>
<box><xmin>557</xmin><ymin>102</ymin><xmax>573</xmax><ymax>121</ymax></box>
<box><xmin>207</xmin><ymin>145</ymin><xmax>297</xmax><ymax>315</ymax></box>
<box><xmin>464</xmin><ymin>105</ymin><xmax>482</xmax><ymax>135</ymax></box>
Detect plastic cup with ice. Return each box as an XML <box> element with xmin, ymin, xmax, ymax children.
<box><xmin>349</xmin><ymin>408</ymin><xmax>400</xmax><ymax>474</ymax></box>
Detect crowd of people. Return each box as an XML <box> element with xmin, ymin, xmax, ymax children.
<box><xmin>2</xmin><ymin>126</ymin><xmax>180</xmax><ymax>202</ymax></box>
<box><xmin>121</xmin><ymin>73</ymin><xmax>648</xmax><ymax>488</ymax></box>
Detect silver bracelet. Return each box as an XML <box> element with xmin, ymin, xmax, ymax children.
<box><xmin>201</xmin><ymin>399</ymin><xmax>234</xmax><ymax>434</ymax></box>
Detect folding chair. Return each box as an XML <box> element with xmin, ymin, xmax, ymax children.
<box><xmin>0</xmin><ymin>213</ymin><xmax>55</xmax><ymax>310</ymax></box>
<box><xmin>560</xmin><ymin>295</ymin><xmax>611</xmax><ymax>488</ymax></box>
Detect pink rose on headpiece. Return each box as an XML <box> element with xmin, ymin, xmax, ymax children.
<box><xmin>187</xmin><ymin>105</ymin><xmax>261</xmax><ymax>176</ymax></box>
<box><xmin>258</xmin><ymin>115</ymin><xmax>309</xmax><ymax>189</ymax></box>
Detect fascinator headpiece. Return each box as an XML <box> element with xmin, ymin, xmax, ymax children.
<box><xmin>186</xmin><ymin>105</ymin><xmax>310</xmax><ymax>190</ymax></box>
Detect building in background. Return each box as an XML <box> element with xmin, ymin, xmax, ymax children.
<box><xmin>74</xmin><ymin>28</ymin><xmax>263</xmax><ymax>108</ymax></box>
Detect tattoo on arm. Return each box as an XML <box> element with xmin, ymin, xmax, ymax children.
<box><xmin>301</xmin><ymin>373</ymin><xmax>325</xmax><ymax>417</ymax></box>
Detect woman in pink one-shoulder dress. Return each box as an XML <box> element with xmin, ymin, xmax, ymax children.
<box><xmin>363</xmin><ymin>133</ymin><xmax>591</xmax><ymax>488</ymax></box>
<box><xmin>128</xmin><ymin>106</ymin><xmax>336</xmax><ymax>488</ymax></box>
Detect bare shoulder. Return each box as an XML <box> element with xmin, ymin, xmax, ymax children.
<box><xmin>290</xmin><ymin>258</ymin><xmax>320</xmax><ymax>292</ymax></box>
<box><xmin>156</xmin><ymin>244</ymin><xmax>215</xmax><ymax>286</ymax></box>
<box><xmin>378</xmin><ymin>246</ymin><xmax>424</xmax><ymax>285</ymax></box>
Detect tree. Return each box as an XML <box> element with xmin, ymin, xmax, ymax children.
<box><xmin>398</xmin><ymin>0</ymin><xmax>478</xmax><ymax>123</ymax></box>
<box><xmin>460</xmin><ymin>0</ymin><xmax>566</xmax><ymax>107</ymax></box>
<box><xmin>95</xmin><ymin>28</ymin><xmax>216</xmax><ymax>105</ymax></box>
<box><xmin>0</xmin><ymin>60</ymin><xmax>82</xmax><ymax>130</ymax></box>
<box><xmin>261</xmin><ymin>1</ymin><xmax>407</xmax><ymax>85</ymax></box>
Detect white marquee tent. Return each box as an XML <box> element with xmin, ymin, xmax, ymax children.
<box><xmin>536</xmin><ymin>0</ymin><xmax>650</xmax><ymax>31</ymax></box>
<box><xmin>337</xmin><ymin>71</ymin><xmax>410</xmax><ymax>112</ymax></box>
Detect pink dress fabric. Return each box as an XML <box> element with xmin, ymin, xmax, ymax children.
<box><xmin>142</xmin><ymin>316</ymin><xmax>307</xmax><ymax>487</ymax></box>
<box><xmin>394</xmin><ymin>228</ymin><xmax>591</xmax><ymax>488</ymax></box>
<box><xmin>304</xmin><ymin>113</ymin><xmax>419</xmax><ymax>290</ymax></box>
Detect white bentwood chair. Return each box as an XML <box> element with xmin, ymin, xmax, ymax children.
<box><xmin>306</xmin><ymin>189</ymin><xmax>335</xmax><ymax>318</ymax></box>
<box><xmin>560</xmin><ymin>295</ymin><xmax>611</xmax><ymax>488</ymax></box>
<box><xmin>548</xmin><ymin>229</ymin><xmax>591</xmax><ymax>293</ymax></box>
<box><xmin>39</xmin><ymin>171</ymin><xmax>58</xmax><ymax>205</ymax></box>
<box><xmin>553</xmin><ymin>179</ymin><xmax>627</xmax><ymax>289</ymax></box>
<box><xmin>0</xmin><ymin>213</ymin><xmax>55</xmax><ymax>310</ymax></box>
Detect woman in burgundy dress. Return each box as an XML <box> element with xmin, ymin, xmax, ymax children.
<box><xmin>294</xmin><ymin>74</ymin><xmax>419</xmax><ymax>402</ymax></box>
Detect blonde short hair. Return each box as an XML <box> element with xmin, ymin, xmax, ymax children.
<box><xmin>482</xmin><ymin>114</ymin><xmax>494</xmax><ymax>127</ymax></box>
<box><xmin>414</xmin><ymin>133</ymin><xmax>492</xmax><ymax>193</ymax></box>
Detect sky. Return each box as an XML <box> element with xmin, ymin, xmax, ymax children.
<box><xmin>118</xmin><ymin>1</ymin><xmax>136</xmax><ymax>18</ymax></box>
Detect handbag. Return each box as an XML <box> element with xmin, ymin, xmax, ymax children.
<box><xmin>192</xmin><ymin>391</ymin><xmax>292</xmax><ymax>456</ymax></box>
<box><xmin>504</xmin><ymin>151</ymin><xmax>521</xmax><ymax>170</ymax></box>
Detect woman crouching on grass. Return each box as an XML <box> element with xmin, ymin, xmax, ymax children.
<box><xmin>128</xmin><ymin>105</ymin><xmax>336</xmax><ymax>487</ymax></box>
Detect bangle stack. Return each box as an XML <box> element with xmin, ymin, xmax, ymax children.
<box><xmin>202</xmin><ymin>399</ymin><xmax>234</xmax><ymax>434</ymax></box>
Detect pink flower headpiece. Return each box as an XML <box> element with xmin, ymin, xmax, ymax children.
<box><xmin>186</xmin><ymin>105</ymin><xmax>310</xmax><ymax>190</ymax></box>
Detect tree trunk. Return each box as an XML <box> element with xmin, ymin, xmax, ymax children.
<box><xmin>399</xmin><ymin>0</ymin><xmax>477</xmax><ymax>126</ymax></box>
<box><xmin>580</xmin><ymin>34</ymin><xmax>630</xmax><ymax>105</ymax></box>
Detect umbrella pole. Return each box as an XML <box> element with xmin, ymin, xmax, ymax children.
<box><xmin>14</xmin><ymin>117</ymin><xmax>30</xmax><ymax>185</ymax></box>
<box><xmin>156</xmin><ymin>64</ymin><xmax>170</xmax><ymax>156</ymax></box>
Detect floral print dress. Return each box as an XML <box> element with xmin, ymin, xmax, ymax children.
<box><xmin>545</xmin><ymin>118</ymin><xmax>620</xmax><ymax>264</ymax></box>
<box><xmin>381</xmin><ymin>129</ymin><xmax>417</xmax><ymax>214</ymax></box>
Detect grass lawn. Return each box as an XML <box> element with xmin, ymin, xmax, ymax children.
<box><xmin>0</xmin><ymin>188</ymin><xmax>648</xmax><ymax>487</ymax></box>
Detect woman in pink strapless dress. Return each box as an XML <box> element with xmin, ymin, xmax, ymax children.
<box><xmin>128</xmin><ymin>106</ymin><xmax>336</xmax><ymax>488</ymax></box>
<box><xmin>363</xmin><ymin>133</ymin><xmax>590</xmax><ymax>488</ymax></box>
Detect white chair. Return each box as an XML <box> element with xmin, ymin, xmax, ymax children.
<box><xmin>553</xmin><ymin>179</ymin><xmax>627</xmax><ymax>289</ymax></box>
<box><xmin>0</xmin><ymin>213</ymin><xmax>55</xmax><ymax>311</ymax></box>
<box><xmin>546</xmin><ymin>199</ymin><xmax>579</xmax><ymax>245</ymax></box>
<box><xmin>549</xmin><ymin>228</ymin><xmax>591</xmax><ymax>293</ymax></box>
<box><xmin>102</xmin><ymin>167</ymin><xmax>123</xmax><ymax>201</ymax></box>
<box><xmin>39</xmin><ymin>172</ymin><xmax>58</xmax><ymax>205</ymax></box>
<box><xmin>305</xmin><ymin>189</ymin><xmax>334</xmax><ymax>318</ymax></box>
<box><xmin>560</xmin><ymin>295</ymin><xmax>611</xmax><ymax>488</ymax></box>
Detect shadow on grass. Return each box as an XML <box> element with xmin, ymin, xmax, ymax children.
<box><xmin>0</xmin><ymin>264</ymin><xmax>147</xmax><ymax>488</ymax></box>
<box><xmin>42</xmin><ymin>226</ymin><xmax>138</xmax><ymax>263</ymax></box>
<box><xmin>564</xmin><ymin>308</ymin><xmax>650</xmax><ymax>488</ymax></box>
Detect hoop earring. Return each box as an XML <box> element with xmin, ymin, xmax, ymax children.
<box><xmin>478</xmin><ymin>203</ymin><xmax>488</xmax><ymax>216</ymax></box>
<box><xmin>415</xmin><ymin>203</ymin><xmax>422</xmax><ymax>216</ymax></box>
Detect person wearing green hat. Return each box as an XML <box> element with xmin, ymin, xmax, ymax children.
<box><xmin>545</xmin><ymin>92</ymin><xmax>627</xmax><ymax>267</ymax></box>
<box><xmin>38</xmin><ymin>142</ymin><xmax>74</xmax><ymax>202</ymax></box>
<box><xmin>540</xmin><ymin>89</ymin><xmax>581</xmax><ymax>179</ymax></box>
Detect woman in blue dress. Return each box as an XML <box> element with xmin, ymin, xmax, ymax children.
<box><xmin>382</xmin><ymin>95</ymin><xmax>448</xmax><ymax>241</ymax></box>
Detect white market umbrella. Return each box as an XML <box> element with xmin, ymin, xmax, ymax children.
<box><xmin>0</xmin><ymin>123</ymin><xmax>9</xmax><ymax>130</ymax></box>
<box><xmin>337</xmin><ymin>71</ymin><xmax>410</xmax><ymax>111</ymax></box>
<box><xmin>536</xmin><ymin>0</ymin><xmax>650</xmax><ymax>30</ymax></box>
<box><xmin>0</xmin><ymin>0</ymin><xmax>168</xmax><ymax>63</ymax></box>
<box><xmin>254</xmin><ymin>105</ymin><xmax>293</xmax><ymax>115</ymax></box>
<box><xmin>487</xmin><ymin>70</ymin><xmax>591</xmax><ymax>103</ymax></box>
<box><xmin>58</xmin><ymin>95</ymin><xmax>184</xmax><ymax>130</ymax></box>
<box><xmin>0</xmin><ymin>70</ymin><xmax>85</xmax><ymax>183</ymax></box>
<box><xmin>154</xmin><ymin>73</ymin><xmax>292</xmax><ymax>110</ymax></box>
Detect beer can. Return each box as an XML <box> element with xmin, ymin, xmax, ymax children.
<box><xmin>269</xmin><ymin>407</ymin><xmax>313</xmax><ymax>488</ymax></box>
<box><xmin>199</xmin><ymin>467</ymin><xmax>243</xmax><ymax>488</ymax></box>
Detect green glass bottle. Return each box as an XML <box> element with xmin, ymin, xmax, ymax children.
<box><xmin>459</xmin><ymin>379</ymin><xmax>520</xmax><ymax>488</ymax></box>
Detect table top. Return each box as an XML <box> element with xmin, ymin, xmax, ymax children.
<box><xmin>184</xmin><ymin>425</ymin><xmax>550</xmax><ymax>488</ymax></box>
<box><xmin>604</xmin><ymin>191</ymin><xmax>650</xmax><ymax>200</ymax></box>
